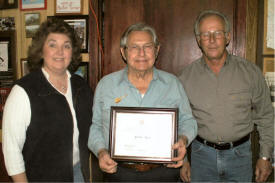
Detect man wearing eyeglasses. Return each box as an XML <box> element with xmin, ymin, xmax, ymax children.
<box><xmin>179</xmin><ymin>10</ymin><xmax>273</xmax><ymax>182</ymax></box>
<box><xmin>88</xmin><ymin>23</ymin><xmax>197</xmax><ymax>182</ymax></box>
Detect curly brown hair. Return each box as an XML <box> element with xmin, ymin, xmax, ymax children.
<box><xmin>27</xmin><ymin>18</ymin><xmax>82</xmax><ymax>72</ymax></box>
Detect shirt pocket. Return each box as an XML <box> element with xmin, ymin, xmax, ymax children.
<box><xmin>228</xmin><ymin>89</ymin><xmax>251</xmax><ymax>107</ymax></box>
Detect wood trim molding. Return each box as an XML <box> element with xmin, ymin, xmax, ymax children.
<box><xmin>88</xmin><ymin>0</ymin><xmax>103</xmax><ymax>92</ymax></box>
<box><xmin>245</xmin><ymin>0</ymin><xmax>258</xmax><ymax>63</ymax></box>
<box><xmin>232</xmin><ymin>0</ymin><xmax>247</xmax><ymax>58</ymax></box>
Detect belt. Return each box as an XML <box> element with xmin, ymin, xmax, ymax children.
<box><xmin>196</xmin><ymin>134</ymin><xmax>250</xmax><ymax>150</ymax></box>
<box><xmin>119</xmin><ymin>162</ymin><xmax>161</xmax><ymax>172</ymax></box>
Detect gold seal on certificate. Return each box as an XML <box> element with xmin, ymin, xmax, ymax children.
<box><xmin>109</xmin><ymin>106</ymin><xmax>178</xmax><ymax>163</ymax></box>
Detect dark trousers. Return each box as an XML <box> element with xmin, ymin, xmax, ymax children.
<box><xmin>103</xmin><ymin>164</ymin><xmax>180</xmax><ymax>182</ymax></box>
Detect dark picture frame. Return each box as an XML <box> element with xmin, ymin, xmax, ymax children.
<box><xmin>74</xmin><ymin>62</ymin><xmax>88</xmax><ymax>82</ymax></box>
<box><xmin>109</xmin><ymin>106</ymin><xmax>178</xmax><ymax>163</ymax></box>
<box><xmin>20</xmin><ymin>0</ymin><xmax>47</xmax><ymax>11</ymax></box>
<box><xmin>47</xmin><ymin>15</ymin><xmax>89</xmax><ymax>53</ymax></box>
<box><xmin>0</xmin><ymin>0</ymin><xmax>18</xmax><ymax>10</ymax></box>
<box><xmin>0</xmin><ymin>30</ymin><xmax>16</xmax><ymax>80</ymax></box>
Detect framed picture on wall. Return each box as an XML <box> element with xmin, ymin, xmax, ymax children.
<box><xmin>0</xmin><ymin>0</ymin><xmax>18</xmax><ymax>10</ymax></box>
<box><xmin>20</xmin><ymin>0</ymin><xmax>47</xmax><ymax>11</ymax></box>
<box><xmin>0</xmin><ymin>31</ymin><xmax>15</xmax><ymax>72</ymax></box>
<box><xmin>47</xmin><ymin>15</ymin><xmax>89</xmax><ymax>53</ymax></box>
<box><xmin>74</xmin><ymin>62</ymin><xmax>88</xmax><ymax>82</ymax></box>
<box><xmin>21</xmin><ymin>58</ymin><xmax>30</xmax><ymax>77</ymax></box>
<box><xmin>0</xmin><ymin>17</ymin><xmax>15</xmax><ymax>31</ymax></box>
<box><xmin>263</xmin><ymin>0</ymin><xmax>275</xmax><ymax>55</ymax></box>
<box><xmin>25</xmin><ymin>13</ymin><xmax>40</xmax><ymax>38</ymax></box>
<box><xmin>0</xmin><ymin>30</ymin><xmax>16</xmax><ymax>87</ymax></box>
<box><xmin>0</xmin><ymin>40</ymin><xmax>9</xmax><ymax>72</ymax></box>
<box><xmin>55</xmin><ymin>0</ymin><xmax>83</xmax><ymax>15</ymax></box>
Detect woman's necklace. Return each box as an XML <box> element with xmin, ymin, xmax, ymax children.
<box><xmin>49</xmin><ymin>75</ymin><xmax>68</xmax><ymax>94</ymax></box>
<box><xmin>59</xmin><ymin>83</ymin><xmax>67</xmax><ymax>93</ymax></box>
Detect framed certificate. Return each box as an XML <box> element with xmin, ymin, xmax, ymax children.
<box><xmin>55</xmin><ymin>0</ymin><xmax>82</xmax><ymax>15</ymax></box>
<box><xmin>109</xmin><ymin>106</ymin><xmax>178</xmax><ymax>163</ymax></box>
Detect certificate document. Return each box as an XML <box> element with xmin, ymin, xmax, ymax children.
<box><xmin>109</xmin><ymin>107</ymin><xmax>178</xmax><ymax>163</ymax></box>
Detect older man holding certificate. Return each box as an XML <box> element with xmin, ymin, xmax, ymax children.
<box><xmin>88</xmin><ymin>23</ymin><xmax>197</xmax><ymax>182</ymax></box>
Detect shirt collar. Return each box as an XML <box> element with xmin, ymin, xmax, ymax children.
<box><xmin>199</xmin><ymin>51</ymin><xmax>231</xmax><ymax>68</ymax></box>
<box><xmin>118</xmin><ymin>66</ymin><xmax>164</xmax><ymax>85</ymax></box>
<box><xmin>41</xmin><ymin>68</ymin><xmax>72</xmax><ymax>95</ymax></box>
<box><xmin>42</xmin><ymin>68</ymin><xmax>71</xmax><ymax>80</ymax></box>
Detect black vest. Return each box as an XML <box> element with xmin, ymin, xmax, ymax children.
<box><xmin>17</xmin><ymin>69</ymin><xmax>93</xmax><ymax>182</ymax></box>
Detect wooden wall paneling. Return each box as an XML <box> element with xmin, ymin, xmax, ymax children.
<box><xmin>245</xmin><ymin>0</ymin><xmax>258</xmax><ymax>63</ymax></box>
<box><xmin>102</xmin><ymin>0</ymin><xmax>145</xmax><ymax>76</ymax></box>
<box><xmin>143</xmin><ymin>0</ymin><xmax>237</xmax><ymax>75</ymax></box>
<box><xmin>89</xmin><ymin>0</ymin><xmax>103</xmax><ymax>92</ymax></box>
<box><xmin>100</xmin><ymin>0</ymin><xmax>245</xmax><ymax>78</ymax></box>
<box><xmin>256</xmin><ymin>0</ymin><xmax>265</xmax><ymax>70</ymax></box>
<box><xmin>232</xmin><ymin>0</ymin><xmax>247</xmax><ymax>58</ymax></box>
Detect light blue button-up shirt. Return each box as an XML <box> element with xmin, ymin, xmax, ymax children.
<box><xmin>88</xmin><ymin>67</ymin><xmax>197</xmax><ymax>156</ymax></box>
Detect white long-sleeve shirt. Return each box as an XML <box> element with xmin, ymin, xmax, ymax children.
<box><xmin>2</xmin><ymin>69</ymin><xmax>80</xmax><ymax>176</ymax></box>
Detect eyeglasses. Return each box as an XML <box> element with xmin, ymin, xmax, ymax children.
<box><xmin>198</xmin><ymin>30</ymin><xmax>226</xmax><ymax>41</ymax></box>
<box><xmin>126</xmin><ymin>43</ymin><xmax>155</xmax><ymax>54</ymax></box>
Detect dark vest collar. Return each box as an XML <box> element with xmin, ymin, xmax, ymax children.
<box><xmin>29</xmin><ymin>69</ymin><xmax>84</xmax><ymax>97</ymax></box>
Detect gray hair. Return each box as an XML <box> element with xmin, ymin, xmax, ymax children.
<box><xmin>120</xmin><ymin>23</ymin><xmax>159</xmax><ymax>48</ymax></box>
<box><xmin>194</xmin><ymin>10</ymin><xmax>230</xmax><ymax>36</ymax></box>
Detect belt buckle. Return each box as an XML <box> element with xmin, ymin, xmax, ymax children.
<box><xmin>216</xmin><ymin>141</ymin><xmax>232</xmax><ymax>150</ymax></box>
<box><xmin>135</xmin><ymin>163</ymin><xmax>151</xmax><ymax>172</ymax></box>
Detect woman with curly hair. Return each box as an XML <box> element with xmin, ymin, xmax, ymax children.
<box><xmin>2</xmin><ymin>18</ymin><xmax>93</xmax><ymax>182</ymax></box>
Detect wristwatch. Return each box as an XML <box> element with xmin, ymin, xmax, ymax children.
<box><xmin>261</xmin><ymin>157</ymin><xmax>271</xmax><ymax>161</ymax></box>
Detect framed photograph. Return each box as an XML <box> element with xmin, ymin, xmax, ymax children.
<box><xmin>25</xmin><ymin>13</ymin><xmax>40</xmax><ymax>38</ymax></box>
<box><xmin>0</xmin><ymin>31</ymin><xmax>16</xmax><ymax>88</ymax></box>
<box><xmin>74</xmin><ymin>62</ymin><xmax>88</xmax><ymax>82</ymax></box>
<box><xmin>0</xmin><ymin>0</ymin><xmax>18</xmax><ymax>10</ymax></box>
<box><xmin>263</xmin><ymin>0</ymin><xmax>275</xmax><ymax>55</ymax></box>
<box><xmin>0</xmin><ymin>41</ymin><xmax>9</xmax><ymax>72</ymax></box>
<box><xmin>55</xmin><ymin>0</ymin><xmax>82</xmax><ymax>15</ymax></box>
<box><xmin>0</xmin><ymin>17</ymin><xmax>15</xmax><ymax>31</ymax></box>
<box><xmin>20</xmin><ymin>0</ymin><xmax>47</xmax><ymax>11</ymax></box>
<box><xmin>109</xmin><ymin>107</ymin><xmax>178</xmax><ymax>163</ymax></box>
<box><xmin>0</xmin><ymin>31</ymin><xmax>15</xmax><ymax>73</ymax></box>
<box><xmin>48</xmin><ymin>15</ymin><xmax>88</xmax><ymax>52</ymax></box>
<box><xmin>21</xmin><ymin>58</ymin><xmax>30</xmax><ymax>77</ymax></box>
